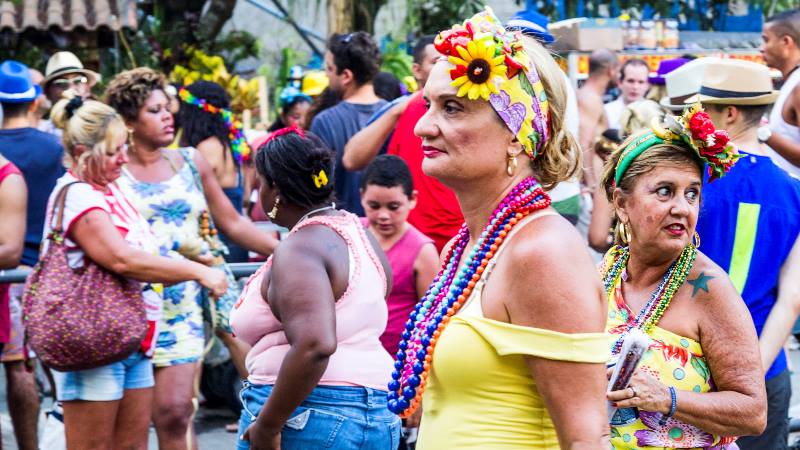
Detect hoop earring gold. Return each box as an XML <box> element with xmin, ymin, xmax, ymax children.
<box><xmin>693</xmin><ymin>230</ymin><xmax>701</xmax><ymax>248</ymax></box>
<box><xmin>621</xmin><ymin>223</ymin><xmax>632</xmax><ymax>245</ymax></box>
<box><xmin>268</xmin><ymin>197</ymin><xmax>280</xmax><ymax>220</ymax></box>
<box><xmin>506</xmin><ymin>154</ymin><xmax>518</xmax><ymax>177</ymax></box>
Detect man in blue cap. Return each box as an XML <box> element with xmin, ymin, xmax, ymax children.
<box><xmin>0</xmin><ymin>59</ymin><xmax>64</xmax><ymax>450</ymax></box>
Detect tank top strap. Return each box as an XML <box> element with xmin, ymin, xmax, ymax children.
<box><xmin>460</xmin><ymin>209</ymin><xmax>559</xmax><ymax>317</ymax></box>
<box><xmin>0</xmin><ymin>161</ymin><xmax>21</xmax><ymax>185</ymax></box>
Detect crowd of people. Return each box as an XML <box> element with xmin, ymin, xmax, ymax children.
<box><xmin>0</xmin><ymin>4</ymin><xmax>799</xmax><ymax>450</ymax></box>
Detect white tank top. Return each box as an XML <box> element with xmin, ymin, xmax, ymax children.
<box><xmin>768</xmin><ymin>67</ymin><xmax>800</xmax><ymax>178</ymax></box>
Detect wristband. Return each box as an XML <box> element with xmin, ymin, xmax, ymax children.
<box><xmin>659</xmin><ymin>386</ymin><xmax>677</xmax><ymax>425</ymax></box>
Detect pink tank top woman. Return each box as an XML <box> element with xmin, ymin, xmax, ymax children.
<box><xmin>230</xmin><ymin>212</ymin><xmax>394</xmax><ymax>390</ymax></box>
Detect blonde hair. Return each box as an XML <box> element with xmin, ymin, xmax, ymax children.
<box><xmin>619</xmin><ymin>99</ymin><xmax>665</xmax><ymax>139</ymax></box>
<box><xmin>51</xmin><ymin>92</ymin><xmax>128</xmax><ymax>183</ymax></box>
<box><xmin>519</xmin><ymin>36</ymin><xmax>581</xmax><ymax>190</ymax></box>
<box><xmin>600</xmin><ymin>129</ymin><xmax>703</xmax><ymax>244</ymax></box>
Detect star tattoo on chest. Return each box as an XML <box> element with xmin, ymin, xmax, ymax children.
<box><xmin>688</xmin><ymin>272</ymin><xmax>715</xmax><ymax>298</ymax></box>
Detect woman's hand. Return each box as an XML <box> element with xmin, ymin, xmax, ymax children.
<box><xmin>198</xmin><ymin>267</ymin><xmax>228</xmax><ymax>298</ymax></box>
<box><xmin>243</xmin><ymin>423</ymin><xmax>281</xmax><ymax>450</ymax></box>
<box><xmin>607</xmin><ymin>368</ymin><xmax>671</xmax><ymax>413</ymax></box>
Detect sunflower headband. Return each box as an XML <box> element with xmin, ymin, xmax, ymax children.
<box><xmin>178</xmin><ymin>87</ymin><xmax>252</xmax><ymax>164</ymax></box>
<box><xmin>615</xmin><ymin>103</ymin><xmax>741</xmax><ymax>185</ymax></box>
<box><xmin>434</xmin><ymin>6</ymin><xmax>549</xmax><ymax>159</ymax></box>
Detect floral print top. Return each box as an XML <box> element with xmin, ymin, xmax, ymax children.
<box><xmin>606</xmin><ymin>277</ymin><xmax>738</xmax><ymax>450</ymax></box>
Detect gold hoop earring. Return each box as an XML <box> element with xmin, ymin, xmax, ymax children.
<box><xmin>693</xmin><ymin>230</ymin><xmax>701</xmax><ymax>248</ymax></box>
<box><xmin>268</xmin><ymin>197</ymin><xmax>280</xmax><ymax>220</ymax></box>
<box><xmin>506</xmin><ymin>154</ymin><xmax>518</xmax><ymax>177</ymax></box>
<box><xmin>127</xmin><ymin>128</ymin><xmax>136</xmax><ymax>153</ymax></box>
<box><xmin>621</xmin><ymin>222</ymin><xmax>632</xmax><ymax>245</ymax></box>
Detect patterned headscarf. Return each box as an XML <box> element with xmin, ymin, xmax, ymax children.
<box><xmin>434</xmin><ymin>6</ymin><xmax>550</xmax><ymax>159</ymax></box>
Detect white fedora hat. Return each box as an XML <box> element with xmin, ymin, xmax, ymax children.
<box><xmin>659</xmin><ymin>57</ymin><xmax>720</xmax><ymax>111</ymax></box>
<box><xmin>43</xmin><ymin>51</ymin><xmax>99</xmax><ymax>87</ymax></box>
<box><xmin>684</xmin><ymin>59</ymin><xmax>778</xmax><ymax>106</ymax></box>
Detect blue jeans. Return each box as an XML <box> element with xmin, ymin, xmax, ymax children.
<box><xmin>236</xmin><ymin>383</ymin><xmax>401</xmax><ymax>450</ymax></box>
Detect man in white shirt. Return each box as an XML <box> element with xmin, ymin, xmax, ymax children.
<box><xmin>758</xmin><ymin>8</ymin><xmax>800</xmax><ymax>178</ymax></box>
<box><xmin>604</xmin><ymin>58</ymin><xmax>649</xmax><ymax>129</ymax></box>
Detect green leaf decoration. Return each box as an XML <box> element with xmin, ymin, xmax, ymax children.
<box><xmin>519</xmin><ymin>73</ymin><xmax>536</xmax><ymax>98</ymax></box>
<box><xmin>690</xmin><ymin>356</ymin><xmax>710</xmax><ymax>382</ymax></box>
<box><xmin>611</xmin><ymin>428</ymin><xmax>621</xmax><ymax>439</ymax></box>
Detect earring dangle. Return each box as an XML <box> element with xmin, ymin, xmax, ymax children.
<box><xmin>268</xmin><ymin>197</ymin><xmax>280</xmax><ymax>220</ymax></box>
<box><xmin>693</xmin><ymin>230</ymin><xmax>701</xmax><ymax>248</ymax></box>
<box><xmin>621</xmin><ymin>223</ymin><xmax>632</xmax><ymax>245</ymax></box>
<box><xmin>506</xmin><ymin>154</ymin><xmax>518</xmax><ymax>177</ymax></box>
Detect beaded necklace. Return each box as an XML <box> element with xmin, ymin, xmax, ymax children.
<box><xmin>177</xmin><ymin>87</ymin><xmax>251</xmax><ymax>164</ymax></box>
<box><xmin>387</xmin><ymin>176</ymin><xmax>551</xmax><ymax>417</ymax></box>
<box><xmin>602</xmin><ymin>244</ymin><xmax>697</xmax><ymax>355</ymax></box>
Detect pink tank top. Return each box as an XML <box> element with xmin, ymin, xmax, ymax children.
<box><xmin>230</xmin><ymin>213</ymin><xmax>394</xmax><ymax>390</ymax></box>
<box><xmin>360</xmin><ymin>219</ymin><xmax>434</xmax><ymax>355</ymax></box>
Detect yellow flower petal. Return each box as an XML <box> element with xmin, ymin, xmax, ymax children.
<box><xmin>466</xmin><ymin>40</ymin><xmax>479</xmax><ymax>59</ymax></box>
<box><xmin>457</xmin><ymin>82</ymin><xmax>471</xmax><ymax>98</ymax></box>
<box><xmin>456</xmin><ymin>46</ymin><xmax>471</xmax><ymax>62</ymax></box>
<box><xmin>451</xmin><ymin>76</ymin><xmax>469</xmax><ymax>87</ymax></box>
<box><xmin>479</xmin><ymin>83</ymin><xmax>490</xmax><ymax>100</ymax></box>
<box><xmin>490</xmin><ymin>55</ymin><xmax>505</xmax><ymax>66</ymax></box>
<box><xmin>448</xmin><ymin>55</ymin><xmax>467</xmax><ymax>67</ymax></box>
<box><xmin>487</xmin><ymin>80</ymin><xmax>500</xmax><ymax>94</ymax></box>
<box><xmin>468</xmin><ymin>83</ymin><xmax>480</xmax><ymax>100</ymax></box>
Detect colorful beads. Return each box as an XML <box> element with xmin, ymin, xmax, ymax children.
<box><xmin>602</xmin><ymin>244</ymin><xmax>697</xmax><ymax>355</ymax></box>
<box><xmin>387</xmin><ymin>177</ymin><xmax>551</xmax><ymax>417</ymax></box>
<box><xmin>178</xmin><ymin>87</ymin><xmax>251</xmax><ymax>164</ymax></box>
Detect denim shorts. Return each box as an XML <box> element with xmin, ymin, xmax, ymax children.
<box><xmin>236</xmin><ymin>383</ymin><xmax>401</xmax><ymax>450</ymax></box>
<box><xmin>53</xmin><ymin>351</ymin><xmax>154</xmax><ymax>401</ymax></box>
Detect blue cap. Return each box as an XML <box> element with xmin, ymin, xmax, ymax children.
<box><xmin>507</xmin><ymin>10</ymin><xmax>554</xmax><ymax>44</ymax></box>
<box><xmin>279</xmin><ymin>86</ymin><xmax>312</xmax><ymax>108</ymax></box>
<box><xmin>0</xmin><ymin>60</ymin><xmax>41</xmax><ymax>103</ymax></box>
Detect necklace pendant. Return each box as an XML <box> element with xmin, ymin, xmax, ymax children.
<box><xmin>621</xmin><ymin>268</ymin><xmax>629</xmax><ymax>282</ymax></box>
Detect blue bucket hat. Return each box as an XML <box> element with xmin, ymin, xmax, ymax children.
<box><xmin>0</xmin><ymin>60</ymin><xmax>41</xmax><ymax>103</ymax></box>
<box><xmin>506</xmin><ymin>9</ymin><xmax>555</xmax><ymax>44</ymax></box>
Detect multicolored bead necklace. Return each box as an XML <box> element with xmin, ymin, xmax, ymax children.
<box><xmin>602</xmin><ymin>244</ymin><xmax>697</xmax><ymax>355</ymax></box>
<box><xmin>387</xmin><ymin>176</ymin><xmax>551</xmax><ymax>417</ymax></box>
<box><xmin>177</xmin><ymin>87</ymin><xmax>251</xmax><ymax>163</ymax></box>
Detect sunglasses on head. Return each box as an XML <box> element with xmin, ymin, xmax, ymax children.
<box><xmin>51</xmin><ymin>76</ymin><xmax>89</xmax><ymax>90</ymax></box>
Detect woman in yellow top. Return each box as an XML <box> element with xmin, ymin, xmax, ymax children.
<box><xmin>387</xmin><ymin>8</ymin><xmax>610</xmax><ymax>448</ymax></box>
<box><xmin>601</xmin><ymin>106</ymin><xmax>767</xmax><ymax>449</ymax></box>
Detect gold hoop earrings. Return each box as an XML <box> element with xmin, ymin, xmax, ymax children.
<box><xmin>693</xmin><ymin>230</ymin><xmax>701</xmax><ymax>248</ymax></box>
<box><xmin>506</xmin><ymin>153</ymin><xmax>518</xmax><ymax>177</ymax></box>
<box><xmin>268</xmin><ymin>197</ymin><xmax>280</xmax><ymax>220</ymax></box>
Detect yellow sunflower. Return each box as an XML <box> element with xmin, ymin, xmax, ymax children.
<box><xmin>448</xmin><ymin>37</ymin><xmax>506</xmax><ymax>100</ymax></box>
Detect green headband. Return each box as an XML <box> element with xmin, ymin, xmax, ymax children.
<box><xmin>614</xmin><ymin>132</ymin><xmax>665</xmax><ymax>185</ymax></box>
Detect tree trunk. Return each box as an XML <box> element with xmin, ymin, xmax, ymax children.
<box><xmin>197</xmin><ymin>0</ymin><xmax>238</xmax><ymax>42</ymax></box>
<box><xmin>327</xmin><ymin>0</ymin><xmax>386</xmax><ymax>34</ymax></box>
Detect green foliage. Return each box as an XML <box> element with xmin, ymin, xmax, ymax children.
<box><xmin>405</xmin><ymin>0</ymin><xmax>484</xmax><ymax>35</ymax></box>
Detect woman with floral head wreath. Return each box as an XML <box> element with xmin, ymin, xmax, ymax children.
<box><xmin>601</xmin><ymin>106</ymin><xmax>766</xmax><ymax>449</ymax></box>
<box><xmin>105</xmin><ymin>68</ymin><xmax>278</xmax><ymax>450</ymax></box>
<box><xmin>387</xmin><ymin>8</ymin><xmax>610</xmax><ymax>448</ymax></box>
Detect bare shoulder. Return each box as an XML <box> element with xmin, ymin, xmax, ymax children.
<box><xmin>688</xmin><ymin>252</ymin><xmax>749</xmax><ymax>323</ymax></box>
<box><xmin>196</xmin><ymin>136</ymin><xmax>225</xmax><ymax>154</ymax></box>
<box><xmin>274</xmin><ymin>223</ymin><xmax>347</xmax><ymax>264</ymax></box>
<box><xmin>501</xmin><ymin>211</ymin><xmax>606</xmax><ymax>333</ymax></box>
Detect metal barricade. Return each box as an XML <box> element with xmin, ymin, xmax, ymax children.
<box><xmin>0</xmin><ymin>262</ymin><xmax>263</xmax><ymax>284</ymax></box>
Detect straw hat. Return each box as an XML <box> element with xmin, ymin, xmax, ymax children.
<box><xmin>43</xmin><ymin>51</ymin><xmax>99</xmax><ymax>87</ymax></box>
<box><xmin>684</xmin><ymin>59</ymin><xmax>778</xmax><ymax>106</ymax></box>
<box><xmin>659</xmin><ymin>57</ymin><xmax>719</xmax><ymax>111</ymax></box>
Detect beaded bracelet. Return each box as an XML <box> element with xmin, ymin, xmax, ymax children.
<box><xmin>660</xmin><ymin>386</ymin><xmax>678</xmax><ymax>425</ymax></box>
